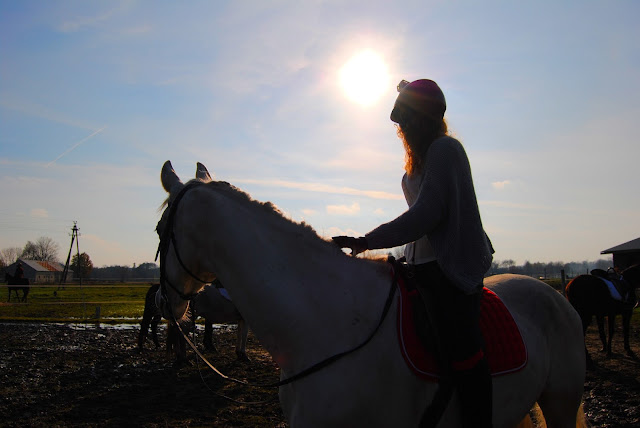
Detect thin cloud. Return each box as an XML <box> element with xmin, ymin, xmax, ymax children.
<box><xmin>327</xmin><ymin>202</ymin><xmax>360</xmax><ymax>215</ymax></box>
<box><xmin>234</xmin><ymin>178</ymin><xmax>402</xmax><ymax>200</ymax></box>
<box><xmin>30</xmin><ymin>209</ymin><xmax>48</xmax><ymax>219</ymax></box>
<box><xmin>480</xmin><ymin>200</ymin><xmax>549</xmax><ymax>211</ymax></box>
<box><xmin>47</xmin><ymin>127</ymin><xmax>107</xmax><ymax>167</ymax></box>
<box><xmin>492</xmin><ymin>180</ymin><xmax>510</xmax><ymax>190</ymax></box>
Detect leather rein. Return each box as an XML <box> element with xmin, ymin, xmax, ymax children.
<box><xmin>156</xmin><ymin>180</ymin><xmax>398</xmax><ymax>390</ymax></box>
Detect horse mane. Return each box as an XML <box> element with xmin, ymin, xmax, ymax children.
<box><xmin>164</xmin><ymin>179</ymin><xmax>345</xmax><ymax>257</ymax></box>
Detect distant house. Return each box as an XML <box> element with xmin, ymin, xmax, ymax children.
<box><xmin>601</xmin><ymin>237</ymin><xmax>640</xmax><ymax>270</ymax></box>
<box><xmin>4</xmin><ymin>259</ymin><xmax>71</xmax><ymax>284</ymax></box>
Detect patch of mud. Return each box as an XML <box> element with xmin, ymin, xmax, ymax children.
<box><xmin>1</xmin><ymin>320</ymin><xmax>639</xmax><ymax>426</ymax></box>
<box><xmin>0</xmin><ymin>322</ymin><xmax>285</xmax><ymax>427</ymax></box>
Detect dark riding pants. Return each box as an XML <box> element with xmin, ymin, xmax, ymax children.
<box><xmin>413</xmin><ymin>261</ymin><xmax>492</xmax><ymax>428</ymax></box>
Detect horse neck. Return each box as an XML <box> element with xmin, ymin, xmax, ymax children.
<box><xmin>183</xmin><ymin>188</ymin><xmax>393</xmax><ymax>373</ymax></box>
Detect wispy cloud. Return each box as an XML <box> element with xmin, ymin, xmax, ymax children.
<box><xmin>47</xmin><ymin>127</ymin><xmax>107</xmax><ymax>166</ymax></box>
<box><xmin>57</xmin><ymin>6</ymin><xmax>120</xmax><ymax>33</ymax></box>
<box><xmin>233</xmin><ymin>178</ymin><xmax>402</xmax><ymax>200</ymax></box>
<box><xmin>492</xmin><ymin>180</ymin><xmax>511</xmax><ymax>190</ymax></box>
<box><xmin>0</xmin><ymin>98</ymin><xmax>97</xmax><ymax>131</ymax></box>
<box><xmin>327</xmin><ymin>202</ymin><xmax>360</xmax><ymax>215</ymax></box>
<box><xmin>30</xmin><ymin>209</ymin><xmax>48</xmax><ymax>219</ymax></box>
<box><xmin>480</xmin><ymin>200</ymin><xmax>549</xmax><ymax>211</ymax></box>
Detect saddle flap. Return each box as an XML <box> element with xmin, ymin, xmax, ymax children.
<box><xmin>396</xmin><ymin>274</ymin><xmax>527</xmax><ymax>382</ymax></box>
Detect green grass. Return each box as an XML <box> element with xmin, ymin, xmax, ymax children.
<box><xmin>0</xmin><ymin>284</ymin><xmax>154</xmax><ymax>324</ymax></box>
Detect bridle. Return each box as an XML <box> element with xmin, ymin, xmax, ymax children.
<box><xmin>155</xmin><ymin>179</ymin><xmax>398</xmax><ymax>390</ymax></box>
<box><xmin>156</xmin><ymin>181</ymin><xmax>211</xmax><ymax>303</ymax></box>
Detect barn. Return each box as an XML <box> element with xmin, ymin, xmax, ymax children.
<box><xmin>4</xmin><ymin>259</ymin><xmax>71</xmax><ymax>284</ymax></box>
<box><xmin>601</xmin><ymin>237</ymin><xmax>640</xmax><ymax>270</ymax></box>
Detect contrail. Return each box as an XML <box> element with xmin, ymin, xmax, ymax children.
<box><xmin>47</xmin><ymin>126</ymin><xmax>107</xmax><ymax>166</ymax></box>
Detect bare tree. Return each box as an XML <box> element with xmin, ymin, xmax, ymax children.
<box><xmin>21</xmin><ymin>237</ymin><xmax>60</xmax><ymax>262</ymax></box>
<box><xmin>0</xmin><ymin>247</ymin><xmax>22</xmax><ymax>268</ymax></box>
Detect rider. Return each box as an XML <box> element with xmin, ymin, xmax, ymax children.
<box><xmin>14</xmin><ymin>262</ymin><xmax>24</xmax><ymax>279</ymax></box>
<box><xmin>332</xmin><ymin>79</ymin><xmax>494</xmax><ymax>427</ymax></box>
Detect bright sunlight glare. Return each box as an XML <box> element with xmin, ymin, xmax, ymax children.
<box><xmin>339</xmin><ymin>50</ymin><xmax>390</xmax><ymax>107</ymax></box>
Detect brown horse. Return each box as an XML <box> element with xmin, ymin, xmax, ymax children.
<box><xmin>565</xmin><ymin>264</ymin><xmax>640</xmax><ymax>366</ymax></box>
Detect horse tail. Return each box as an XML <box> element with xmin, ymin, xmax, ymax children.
<box><xmin>576</xmin><ymin>403</ymin><xmax>589</xmax><ymax>428</ymax></box>
<box><xmin>515</xmin><ymin>403</ymin><xmax>589</xmax><ymax>428</ymax></box>
<box><xmin>514</xmin><ymin>413</ymin><xmax>535</xmax><ymax>428</ymax></box>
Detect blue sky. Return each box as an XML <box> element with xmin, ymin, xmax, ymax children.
<box><xmin>1</xmin><ymin>0</ymin><xmax>638</xmax><ymax>267</ymax></box>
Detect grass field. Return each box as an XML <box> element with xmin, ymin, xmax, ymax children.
<box><xmin>2</xmin><ymin>278</ymin><xmax>638</xmax><ymax>325</ymax></box>
<box><xmin>0</xmin><ymin>283</ymin><xmax>154</xmax><ymax>324</ymax></box>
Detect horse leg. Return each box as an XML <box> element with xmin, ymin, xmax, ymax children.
<box><xmin>235</xmin><ymin>319</ymin><xmax>250</xmax><ymax>362</ymax></box>
<box><xmin>579</xmin><ymin>313</ymin><xmax>595</xmax><ymax>369</ymax></box>
<box><xmin>138</xmin><ymin>313</ymin><xmax>151</xmax><ymax>350</ymax></box>
<box><xmin>151</xmin><ymin>315</ymin><xmax>161</xmax><ymax>348</ymax></box>
<box><xmin>606</xmin><ymin>313</ymin><xmax>616</xmax><ymax>357</ymax></box>
<box><xmin>596</xmin><ymin>314</ymin><xmax>607</xmax><ymax>352</ymax></box>
<box><xmin>622</xmin><ymin>310</ymin><xmax>634</xmax><ymax>356</ymax></box>
<box><xmin>203</xmin><ymin>318</ymin><xmax>216</xmax><ymax>352</ymax></box>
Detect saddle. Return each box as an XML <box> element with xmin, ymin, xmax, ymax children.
<box><xmin>590</xmin><ymin>268</ymin><xmax>632</xmax><ymax>303</ymax></box>
<box><xmin>393</xmin><ymin>262</ymin><xmax>527</xmax><ymax>382</ymax></box>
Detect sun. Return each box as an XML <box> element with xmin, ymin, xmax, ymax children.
<box><xmin>339</xmin><ymin>49</ymin><xmax>390</xmax><ymax>107</ymax></box>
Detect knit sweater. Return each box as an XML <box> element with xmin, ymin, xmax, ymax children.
<box><xmin>365</xmin><ymin>135</ymin><xmax>493</xmax><ymax>294</ymax></box>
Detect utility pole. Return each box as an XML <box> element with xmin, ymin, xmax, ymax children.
<box><xmin>60</xmin><ymin>222</ymin><xmax>81</xmax><ymax>286</ymax></box>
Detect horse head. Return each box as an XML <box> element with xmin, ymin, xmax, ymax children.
<box><xmin>156</xmin><ymin>160</ymin><xmax>215</xmax><ymax>323</ymax></box>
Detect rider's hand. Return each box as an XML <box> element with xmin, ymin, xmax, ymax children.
<box><xmin>331</xmin><ymin>236</ymin><xmax>368</xmax><ymax>256</ymax></box>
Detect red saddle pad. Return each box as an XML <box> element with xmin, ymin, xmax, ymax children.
<box><xmin>397</xmin><ymin>276</ymin><xmax>527</xmax><ymax>382</ymax></box>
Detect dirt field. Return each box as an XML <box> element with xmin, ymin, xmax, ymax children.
<box><xmin>1</xmin><ymin>319</ymin><xmax>639</xmax><ymax>427</ymax></box>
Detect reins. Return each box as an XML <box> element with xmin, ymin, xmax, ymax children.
<box><xmin>171</xmin><ymin>265</ymin><xmax>398</xmax><ymax>390</ymax></box>
<box><xmin>158</xmin><ymin>180</ymin><xmax>399</xmax><ymax>392</ymax></box>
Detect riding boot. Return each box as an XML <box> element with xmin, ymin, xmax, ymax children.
<box><xmin>454</xmin><ymin>357</ymin><xmax>493</xmax><ymax>428</ymax></box>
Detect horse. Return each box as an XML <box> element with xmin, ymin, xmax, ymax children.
<box><xmin>138</xmin><ymin>283</ymin><xmax>164</xmax><ymax>350</ymax></box>
<box><xmin>565</xmin><ymin>264</ymin><xmax>640</xmax><ymax>366</ymax></box>
<box><xmin>191</xmin><ymin>281</ymin><xmax>250</xmax><ymax>361</ymax></box>
<box><xmin>5</xmin><ymin>273</ymin><xmax>30</xmax><ymax>302</ymax></box>
<box><xmin>139</xmin><ymin>283</ymin><xmax>249</xmax><ymax>361</ymax></box>
<box><xmin>155</xmin><ymin>160</ymin><xmax>586</xmax><ymax>428</ymax></box>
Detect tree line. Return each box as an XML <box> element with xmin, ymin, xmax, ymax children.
<box><xmin>489</xmin><ymin>258</ymin><xmax>613</xmax><ymax>279</ymax></box>
<box><xmin>1</xmin><ymin>235</ymin><xmax>613</xmax><ymax>282</ymax></box>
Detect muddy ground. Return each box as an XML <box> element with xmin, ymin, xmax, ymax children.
<box><xmin>1</xmin><ymin>321</ymin><xmax>639</xmax><ymax>427</ymax></box>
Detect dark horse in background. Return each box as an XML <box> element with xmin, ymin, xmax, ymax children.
<box><xmin>138</xmin><ymin>283</ymin><xmax>249</xmax><ymax>363</ymax></box>
<box><xmin>566</xmin><ymin>263</ymin><xmax>640</xmax><ymax>367</ymax></box>
<box><xmin>5</xmin><ymin>273</ymin><xmax>30</xmax><ymax>302</ymax></box>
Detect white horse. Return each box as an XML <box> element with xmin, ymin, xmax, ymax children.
<box><xmin>156</xmin><ymin>160</ymin><xmax>586</xmax><ymax>428</ymax></box>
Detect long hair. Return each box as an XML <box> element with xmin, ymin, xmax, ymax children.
<box><xmin>397</xmin><ymin>114</ymin><xmax>448</xmax><ymax>175</ymax></box>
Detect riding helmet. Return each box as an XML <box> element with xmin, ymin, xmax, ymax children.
<box><xmin>390</xmin><ymin>79</ymin><xmax>446</xmax><ymax>123</ymax></box>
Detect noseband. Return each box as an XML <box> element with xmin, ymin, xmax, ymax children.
<box><xmin>156</xmin><ymin>181</ymin><xmax>212</xmax><ymax>302</ymax></box>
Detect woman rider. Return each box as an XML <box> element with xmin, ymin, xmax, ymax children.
<box><xmin>332</xmin><ymin>79</ymin><xmax>494</xmax><ymax>427</ymax></box>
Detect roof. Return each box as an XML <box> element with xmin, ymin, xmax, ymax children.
<box><xmin>18</xmin><ymin>259</ymin><xmax>65</xmax><ymax>272</ymax></box>
<box><xmin>601</xmin><ymin>237</ymin><xmax>640</xmax><ymax>254</ymax></box>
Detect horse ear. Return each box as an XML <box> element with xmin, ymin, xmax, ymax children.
<box><xmin>161</xmin><ymin>160</ymin><xmax>182</xmax><ymax>193</ymax></box>
<box><xmin>196</xmin><ymin>162</ymin><xmax>213</xmax><ymax>182</ymax></box>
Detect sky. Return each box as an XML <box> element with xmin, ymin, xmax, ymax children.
<box><xmin>1</xmin><ymin>0</ymin><xmax>638</xmax><ymax>268</ymax></box>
